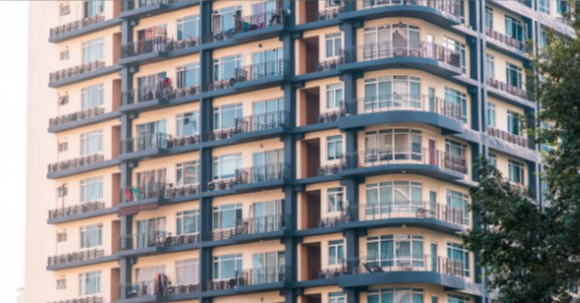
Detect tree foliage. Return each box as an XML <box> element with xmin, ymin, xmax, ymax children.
<box><xmin>463</xmin><ymin>4</ymin><xmax>580</xmax><ymax>303</ymax></box>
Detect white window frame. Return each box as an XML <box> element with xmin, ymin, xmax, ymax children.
<box><xmin>486</xmin><ymin>102</ymin><xmax>496</xmax><ymax>128</ymax></box>
<box><xmin>508</xmin><ymin>159</ymin><xmax>525</xmax><ymax>184</ymax></box>
<box><xmin>212</xmin><ymin>203</ymin><xmax>243</xmax><ymax>230</ymax></box>
<box><xmin>79</xmin><ymin>271</ymin><xmax>101</xmax><ymax>296</ymax></box>
<box><xmin>213</xmin><ymin>55</ymin><xmax>242</xmax><ymax>81</ymax></box>
<box><xmin>213</xmin><ymin>103</ymin><xmax>243</xmax><ymax>131</ymax></box>
<box><xmin>325</xmin><ymin>32</ymin><xmax>342</xmax><ymax>59</ymax></box>
<box><xmin>327</xmin><ymin>187</ymin><xmax>345</xmax><ymax>214</ymax></box>
<box><xmin>80</xmin><ymin>177</ymin><xmax>104</xmax><ymax>202</ymax></box>
<box><xmin>176</xmin><ymin>210</ymin><xmax>199</xmax><ymax>236</ymax></box>
<box><xmin>81</xmin><ymin>84</ymin><xmax>104</xmax><ymax>110</ymax></box>
<box><xmin>176</xmin><ymin>63</ymin><xmax>200</xmax><ymax>89</ymax></box>
<box><xmin>328</xmin><ymin>240</ymin><xmax>345</xmax><ymax>266</ymax></box>
<box><xmin>327</xmin><ymin>135</ymin><xmax>344</xmax><ymax>161</ymax></box>
<box><xmin>212</xmin><ymin>153</ymin><xmax>242</xmax><ymax>180</ymax></box>
<box><xmin>213</xmin><ymin>254</ymin><xmax>243</xmax><ymax>280</ymax></box>
<box><xmin>177</xmin><ymin>15</ymin><xmax>200</xmax><ymax>41</ymax></box>
<box><xmin>80</xmin><ymin>130</ymin><xmax>103</xmax><ymax>156</ymax></box>
<box><xmin>447</xmin><ymin>242</ymin><xmax>470</xmax><ymax>277</ymax></box>
<box><xmin>176</xmin><ymin>111</ymin><xmax>199</xmax><ymax>137</ymax></box>
<box><xmin>176</xmin><ymin>259</ymin><xmax>199</xmax><ymax>285</ymax></box>
<box><xmin>176</xmin><ymin>160</ymin><xmax>199</xmax><ymax>186</ymax></box>
<box><xmin>82</xmin><ymin>38</ymin><xmax>104</xmax><ymax>64</ymax></box>
<box><xmin>326</xmin><ymin>83</ymin><xmax>344</xmax><ymax>110</ymax></box>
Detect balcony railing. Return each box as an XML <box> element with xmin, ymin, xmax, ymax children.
<box><xmin>206</xmin><ymin>79</ymin><xmax>235</xmax><ymax>92</ymax></box>
<box><xmin>206</xmin><ymin>128</ymin><xmax>236</xmax><ymax>142</ymax></box>
<box><xmin>352</xmin><ymin>94</ymin><xmax>463</xmax><ymax>121</ymax></box>
<box><xmin>318</xmin><ymin>5</ymin><xmax>344</xmax><ymax>20</ymax></box>
<box><xmin>121</xmin><ymin>280</ymin><xmax>200</xmax><ymax>298</ymax></box>
<box><xmin>318</xmin><ymin>265</ymin><xmax>351</xmax><ymax>279</ymax></box>
<box><xmin>50</xmin><ymin>61</ymin><xmax>106</xmax><ymax>82</ymax></box>
<box><xmin>316</xmin><ymin>57</ymin><xmax>344</xmax><ymax>72</ymax></box>
<box><xmin>48</xmin><ymin>297</ymin><xmax>103</xmax><ymax>303</ymax></box>
<box><xmin>353</xmin><ymin>202</ymin><xmax>466</xmax><ymax>225</ymax></box>
<box><xmin>205</xmin><ymin>266</ymin><xmax>287</xmax><ymax>291</ymax></box>
<box><xmin>47</xmin><ymin>249</ymin><xmax>104</xmax><ymax>267</ymax></box>
<box><xmin>318</xmin><ymin>108</ymin><xmax>346</xmax><ymax>124</ymax></box>
<box><xmin>49</xmin><ymin>15</ymin><xmax>105</xmax><ymax>38</ymax></box>
<box><xmin>347</xmin><ymin>255</ymin><xmax>465</xmax><ymax>277</ymax></box>
<box><xmin>485</xmin><ymin>77</ymin><xmax>527</xmax><ymax>100</ymax></box>
<box><xmin>348</xmin><ymin>41</ymin><xmax>462</xmax><ymax>69</ymax></box>
<box><xmin>235</xmin><ymin>111</ymin><xmax>288</xmax><ymax>134</ymax></box>
<box><xmin>121</xmin><ymin>133</ymin><xmax>172</xmax><ymax>154</ymax></box>
<box><xmin>318</xmin><ymin>160</ymin><xmax>346</xmax><ymax>176</ymax></box>
<box><xmin>48</xmin><ymin>154</ymin><xmax>105</xmax><ymax>174</ymax></box>
<box><xmin>120</xmin><ymin>231</ymin><xmax>200</xmax><ymax>251</ymax></box>
<box><xmin>122</xmin><ymin>0</ymin><xmax>189</xmax><ymax>11</ymax></box>
<box><xmin>121</xmin><ymin>36</ymin><xmax>200</xmax><ymax>58</ymax></box>
<box><xmin>207</xmin><ymin>178</ymin><xmax>237</xmax><ymax>192</ymax></box>
<box><xmin>49</xmin><ymin>107</ymin><xmax>105</xmax><ymax>128</ymax></box>
<box><xmin>235</xmin><ymin>163</ymin><xmax>286</xmax><ymax>185</ymax></box>
<box><xmin>48</xmin><ymin>201</ymin><xmax>105</xmax><ymax>220</ymax></box>
<box><xmin>205</xmin><ymin>214</ymin><xmax>284</xmax><ymax>241</ymax></box>
<box><xmin>485</xmin><ymin>28</ymin><xmax>526</xmax><ymax>52</ymax></box>
<box><xmin>356</xmin><ymin>0</ymin><xmax>462</xmax><ymax>17</ymax></box>
<box><xmin>349</xmin><ymin>148</ymin><xmax>467</xmax><ymax>174</ymax></box>
<box><xmin>207</xmin><ymin>10</ymin><xmax>288</xmax><ymax>43</ymax></box>
<box><xmin>121</xmin><ymin>84</ymin><xmax>200</xmax><ymax>106</ymax></box>
<box><xmin>487</xmin><ymin>127</ymin><xmax>529</xmax><ymax>148</ymax></box>
<box><xmin>235</xmin><ymin>59</ymin><xmax>287</xmax><ymax>83</ymax></box>
<box><xmin>318</xmin><ymin>211</ymin><xmax>351</xmax><ymax>228</ymax></box>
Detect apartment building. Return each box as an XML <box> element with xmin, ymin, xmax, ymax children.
<box><xmin>26</xmin><ymin>1</ymin><xmax>563</xmax><ymax>303</ymax></box>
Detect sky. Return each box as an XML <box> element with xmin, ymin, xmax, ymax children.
<box><xmin>0</xmin><ymin>1</ymin><xmax>28</xmax><ymax>302</ymax></box>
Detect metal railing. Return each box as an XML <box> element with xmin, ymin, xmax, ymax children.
<box><xmin>49</xmin><ymin>15</ymin><xmax>105</xmax><ymax>38</ymax></box>
<box><xmin>356</xmin><ymin>0</ymin><xmax>462</xmax><ymax>17</ymax></box>
<box><xmin>235</xmin><ymin>59</ymin><xmax>287</xmax><ymax>83</ymax></box>
<box><xmin>50</xmin><ymin>61</ymin><xmax>106</xmax><ymax>82</ymax></box>
<box><xmin>121</xmin><ymin>182</ymin><xmax>167</xmax><ymax>203</ymax></box>
<box><xmin>349</xmin><ymin>148</ymin><xmax>467</xmax><ymax>174</ymax></box>
<box><xmin>485</xmin><ymin>28</ymin><xmax>526</xmax><ymax>52</ymax></box>
<box><xmin>318</xmin><ymin>265</ymin><xmax>351</xmax><ymax>279</ymax></box>
<box><xmin>352</xmin><ymin>94</ymin><xmax>463</xmax><ymax>121</ymax></box>
<box><xmin>205</xmin><ymin>214</ymin><xmax>284</xmax><ymax>241</ymax></box>
<box><xmin>235</xmin><ymin>163</ymin><xmax>286</xmax><ymax>185</ymax></box>
<box><xmin>206</xmin><ymin>79</ymin><xmax>235</xmax><ymax>92</ymax></box>
<box><xmin>318</xmin><ymin>108</ymin><xmax>346</xmax><ymax>124</ymax></box>
<box><xmin>121</xmin><ymin>36</ymin><xmax>200</xmax><ymax>58</ymax></box>
<box><xmin>120</xmin><ymin>231</ymin><xmax>200</xmax><ymax>251</ymax></box>
<box><xmin>48</xmin><ymin>201</ymin><xmax>105</xmax><ymax>220</ymax></box>
<box><xmin>122</xmin><ymin>0</ymin><xmax>189</xmax><ymax>11</ymax></box>
<box><xmin>316</xmin><ymin>57</ymin><xmax>344</xmax><ymax>72</ymax></box>
<box><xmin>47</xmin><ymin>249</ymin><xmax>104</xmax><ymax>266</ymax></box>
<box><xmin>121</xmin><ymin>84</ymin><xmax>200</xmax><ymax>105</ymax></box>
<box><xmin>318</xmin><ymin>211</ymin><xmax>351</xmax><ymax>228</ymax></box>
<box><xmin>235</xmin><ymin>111</ymin><xmax>288</xmax><ymax>134</ymax></box>
<box><xmin>49</xmin><ymin>107</ymin><xmax>105</xmax><ymax>127</ymax></box>
<box><xmin>207</xmin><ymin>178</ymin><xmax>237</xmax><ymax>192</ymax></box>
<box><xmin>207</xmin><ymin>10</ymin><xmax>287</xmax><ymax>43</ymax></box>
<box><xmin>318</xmin><ymin>5</ymin><xmax>344</xmax><ymax>20</ymax></box>
<box><xmin>205</xmin><ymin>266</ymin><xmax>287</xmax><ymax>291</ymax></box>
<box><xmin>48</xmin><ymin>154</ymin><xmax>105</xmax><ymax>174</ymax></box>
<box><xmin>120</xmin><ymin>133</ymin><xmax>172</xmax><ymax>154</ymax></box>
<box><xmin>347</xmin><ymin>255</ymin><xmax>465</xmax><ymax>276</ymax></box>
<box><xmin>487</xmin><ymin>127</ymin><xmax>529</xmax><ymax>148</ymax></box>
<box><xmin>347</xmin><ymin>41</ymin><xmax>462</xmax><ymax>69</ymax></box>
<box><xmin>353</xmin><ymin>202</ymin><xmax>465</xmax><ymax>225</ymax></box>
<box><xmin>206</xmin><ymin>128</ymin><xmax>236</xmax><ymax>142</ymax></box>
<box><xmin>485</xmin><ymin>77</ymin><xmax>528</xmax><ymax>100</ymax></box>
<box><xmin>318</xmin><ymin>160</ymin><xmax>346</xmax><ymax>176</ymax></box>
<box><xmin>48</xmin><ymin>296</ymin><xmax>103</xmax><ymax>303</ymax></box>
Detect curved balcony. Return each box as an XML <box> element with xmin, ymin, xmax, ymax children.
<box><xmin>48</xmin><ymin>296</ymin><xmax>103</xmax><ymax>303</ymax></box>
<box><xmin>339</xmin><ymin>94</ymin><xmax>464</xmax><ymax>133</ymax></box>
<box><xmin>120</xmin><ymin>84</ymin><xmax>200</xmax><ymax>113</ymax></box>
<box><xmin>341</xmin><ymin>41</ymin><xmax>463</xmax><ymax>77</ymax></box>
<box><xmin>206</xmin><ymin>10</ymin><xmax>288</xmax><ymax>45</ymax></box>
<box><xmin>342</xmin><ymin>149</ymin><xmax>467</xmax><ymax>182</ymax></box>
<box><xmin>485</xmin><ymin>28</ymin><xmax>526</xmax><ymax>53</ymax></box>
<box><xmin>120</xmin><ymin>36</ymin><xmax>200</xmax><ymax>64</ymax></box>
<box><xmin>487</xmin><ymin>127</ymin><xmax>529</xmax><ymax>148</ymax></box>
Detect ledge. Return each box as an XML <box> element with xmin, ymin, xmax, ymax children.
<box><xmin>338</xmin><ymin>271</ymin><xmax>469</xmax><ymax>290</ymax></box>
<box><xmin>49</xmin><ymin>18</ymin><xmax>123</xmax><ymax>43</ymax></box>
<box><xmin>338</xmin><ymin>111</ymin><xmax>464</xmax><ymax>135</ymax></box>
<box><xmin>339</xmin><ymin>56</ymin><xmax>462</xmax><ymax>79</ymax></box>
<box><xmin>49</xmin><ymin>64</ymin><xmax>123</xmax><ymax>88</ymax></box>
<box><xmin>119</xmin><ymin>0</ymin><xmax>201</xmax><ymax>20</ymax></box>
<box><xmin>339</xmin><ymin>163</ymin><xmax>466</xmax><ymax>184</ymax></box>
<box><xmin>485</xmin><ymin>135</ymin><xmax>539</xmax><ymax>162</ymax></box>
<box><xmin>338</xmin><ymin>5</ymin><xmax>463</xmax><ymax>28</ymax></box>
<box><xmin>48</xmin><ymin>111</ymin><xmax>122</xmax><ymax>134</ymax></box>
<box><xmin>486</xmin><ymin>86</ymin><xmax>535</xmax><ymax>110</ymax></box>
<box><xmin>47</xmin><ymin>158</ymin><xmax>120</xmax><ymax>179</ymax></box>
<box><xmin>47</xmin><ymin>254</ymin><xmax>118</xmax><ymax>271</ymax></box>
<box><xmin>47</xmin><ymin>206</ymin><xmax>119</xmax><ymax>225</ymax></box>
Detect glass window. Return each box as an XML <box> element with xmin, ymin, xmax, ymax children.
<box><xmin>213</xmin><ymin>103</ymin><xmax>243</xmax><ymax>130</ymax></box>
<box><xmin>329</xmin><ymin>293</ymin><xmax>346</xmax><ymax>303</ymax></box>
<box><xmin>82</xmin><ymin>38</ymin><xmax>104</xmax><ymax>64</ymax></box>
<box><xmin>212</xmin><ymin>153</ymin><xmax>242</xmax><ymax>180</ymax></box>
<box><xmin>177</xmin><ymin>15</ymin><xmax>199</xmax><ymax>41</ymax></box>
<box><xmin>136</xmin><ymin>217</ymin><xmax>166</xmax><ymax>249</ymax></box>
<box><xmin>176</xmin><ymin>63</ymin><xmax>199</xmax><ymax>89</ymax></box>
<box><xmin>80</xmin><ymin>224</ymin><xmax>102</xmax><ymax>248</ymax></box>
<box><xmin>365</xmin><ymin>181</ymin><xmax>422</xmax><ymax>215</ymax></box>
<box><xmin>213</xmin><ymin>204</ymin><xmax>243</xmax><ymax>230</ymax></box>
<box><xmin>505</xmin><ymin>15</ymin><xmax>525</xmax><ymax>41</ymax></box>
<box><xmin>446</xmin><ymin>190</ymin><xmax>469</xmax><ymax>225</ymax></box>
<box><xmin>506</xmin><ymin>63</ymin><xmax>523</xmax><ymax>89</ymax></box>
<box><xmin>443</xmin><ymin>37</ymin><xmax>466</xmax><ymax>73</ymax></box>
<box><xmin>80</xmin><ymin>177</ymin><xmax>103</xmax><ymax>202</ymax></box>
<box><xmin>364</xmin><ymin>129</ymin><xmax>423</xmax><ymax>161</ymax></box>
<box><xmin>213</xmin><ymin>254</ymin><xmax>243</xmax><ymax>280</ymax></box>
<box><xmin>485</xmin><ymin>54</ymin><xmax>494</xmax><ymax>79</ymax></box>
<box><xmin>447</xmin><ymin>242</ymin><xmax>470</xmax><ymax>277</ymax></box>
<box><xmin>539</xmin><ymin>0</ymin><xmax>550</xmax><ymax>14</ymax></box>
<box><xmin>136</xmin><ymin>265</ymin><xmax>165</xmax><ymax>282</ymax></box>
<box><xmin>80</xmin><ymin>130</ymin><xmax>103</xmax><ymax>155</ymax></box>
<box><xmin>176</xmin><ymin>259</ymin><xmax>199</xmax><ymax>285</ymax></box>
<box><xmin>489</xmin><ymin>153</ymin><xmax>497</xmax><ymax>167</ymax></box>
<box><xmin>328</xmin><ymin>240</ymin><xmax>345</xmax><ymax>265</ymax></box>
<box><xmin>446</xmin><ymin>139</ymin><xmax>466</xmax><ymax>159</ymax></box>
<box><xmin>445</xmin><ymin>87</ymin><xmax>467</xmax><ymax>123</ymax></box>
<box><xmin>508</xmin><ymin>159</ymin><xmax>525</xmax><ymax>184</ymax></box>
<box><xmin>507</xmin><ymin>111</ymin><xmax>522</xmax><ymax>135</ymax></box>
<box><xmin>328</xmin><ymin>187</ymin><xmax>345</xmax><ymax>213</ymax></box>
<box><xmin>557</xmin><ymin>0</ymin><xmax>569</xmax><ymax>15</ymax></box>
<box><xmin>448</xmin><ymin>294</ymin><xmax>469</xmax><ymax>303</ymax></box>
<box><xmin>363</xmin><ymin>76</ymin><xmax>421</xmax><ymax>111</ymax></box>
<box><xmin>176</xmin><ymin>111</ymin><xmax>199</xmax><ymax>137</ymax></box>
<box><xmin>213</xmin><ymin>55</ymin><xmax>242</xmax><ymax>81</ymax></box>
<box><xmin>368</xmin><ymin>288</ymin><xmax>424</xmax><ymax>303</ymax></box>
<box><xmin>486</xmin><ymin>102</ymin><xmax>496</xmax><ymax>128</ymax></box>
<box><xmin>79</xmin><ymin>271</ymin><xmax>101</xmax><ymax>295</ymax></box>
<box><xmin>84</xmin><ymin>0</ymin><xmax>104</xmax><ymax>17</ymax></box>
<box><xmin>327</xmin><ymin>135</ymin><xmax>344</xmax><ymax>161</ymax></box>
<box><xmin>176</xmin><ymin>160</ymin><xmax>198</xmax><ymax>186</ymax></box>
<box><xmin>81</xmin><ymin>84</ymin><xmax>104</xmax><ymax>110</ymax></box>
<box><xmin>367</xmin><ymin>234</ymin><xmax>424</xmax><ymax>267</ymax></box>
<box><xmin>212</xmin><ymin>6</ymin><xmax>241</xmax><ymax>33</ymax></box>
<box><xmin>484</xmin><ymin>6</ymin><xmax>493</xmax><ymax>29</ymax></box>
<box><xmin>325</xmin><ymin>32</ymin><xmax>342</xmax><ymax>58</ymax></box>
<box><xmin>326</xmin><ymin>83</ymin><xmax>344</xmax><ymax>110</ymax></box>
<box><xmin>176</xmin><ymin>210</ymin><xmax>199</xmax><ymax>236</ymax></box>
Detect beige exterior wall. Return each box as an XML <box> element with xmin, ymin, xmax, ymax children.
<box><xmin>487</xmin><ymin>96</ymin><xmax>525</xmax><ymax>132</ymax></box>
<box><xmin>54</xmin><ymin>73</ymin><xmax>121</xmax><ymax>117</ymax></box>
<box><xmin>54</xmin><ymin>214</ymin><xmax>119</xmax><ymax>257</ymax></box>
<box><xmin>54</xmin><ymin>1</ymin><xmax>121</xmax><ymax>25</ymax></box>
<box><xmin>486</xmin><ymin>48</ymin><xmax>525</xmax><ymax>87</ymax></box>
<box><xmin>52</xmin><ymin>166</ymin><xmax>120</xmax><ymax>210</ymax></box>
<box><xmin>132</xmin><ymin>6</ymin><xmax>201</xmax><ymax>39</ymax></box>
<box><xmin>56</xmin><ymin>26</ymin><xmax>122</xmax><ymax>69</ymax></box>
<box><xmin>54</xmin><ymin>119</ymin><xmax>121</xmax><ymax>162</ymax></box>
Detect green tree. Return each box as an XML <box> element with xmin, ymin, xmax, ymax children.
<box><xmin>464</xmin><ymin>4</ymin><xmax>580</xmax><ymax>303</ymax></box>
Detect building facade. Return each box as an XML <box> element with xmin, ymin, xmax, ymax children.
<box><xmin>25</xmin><ymin>1</ymin><xmax>566</xmax><ymax>303</ymax></box>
